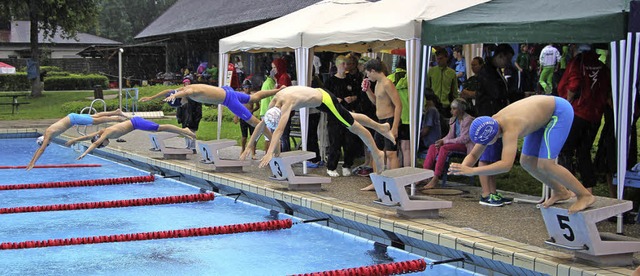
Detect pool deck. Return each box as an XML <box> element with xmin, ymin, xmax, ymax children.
<box><xmin>3</xmin><ymin>119</ymin><xmax>640</xmax><ymax>275</ymax></box>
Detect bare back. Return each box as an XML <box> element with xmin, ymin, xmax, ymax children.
<box><xmin>493</xmin><ymin>95</ymin><xmax>557</xmax><ymax>138</ymax></box>
<box><xmin>269</xmin><ymin>86</ymin><xmax>323</xmax><ymax>111</ymax></box>
<box><xmin>45</xmin><ymin>116</ymin><xmax>73</xmax><ymax>138</ymax></box>
<box><xmin>373</xmin><ymin>78</ymin><xmax>397</xmax><ymax>119</ymax></box>
<box><xmin>182</xmin><ymin>84</ymin><xmax>227</xmax><ymax>104</ymax></box>
<box><xmin>102</xmin><ymin>121</ymin><xmax>135</xmax><ymax>139</ymax></box>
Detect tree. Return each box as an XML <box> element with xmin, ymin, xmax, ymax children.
<box><xmin>0</xmin><ymin>0</ymin><xmax>99</xmax><ymax>97</ymax></box>
<box><xmin>93</xmin><ymin>0</ymin><xmax>178</xmax><ymax>44</ymax></box>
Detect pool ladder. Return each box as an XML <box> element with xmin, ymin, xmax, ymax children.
<box><xmin>76</xmin><ymin>99</ymin><xmax>107</xmax><ymax>136</ymax></box>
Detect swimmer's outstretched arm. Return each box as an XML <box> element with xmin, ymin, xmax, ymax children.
<box><xmin>163</xmin><ymin>87</ymin><xmax>192</xmax><ymax>103</ymax></box>
<box><xmin>77</xmin><ymin>133</ymin><xmax>110</xmax><ymax>160</ymax></box>
<box><xmin>249</xmin><ymin>86</ymin><xmax>285</xmax><ymax>103</ymax></box>
<box><xmin>139</xmin><ymin>87</ymin><xmax>184</xmax><ymax>102</ymax></box>
<box><xmin>259</xmin><ymin>105</ymin><xmax>293</xmax><ymax>168</ymax></box>
<box><xmin>240</xmin><ymin>120</ymin><xmax>266</xmax><ymax>161</ymax></box>
<box><xmin>65</xmin><ymin>130</ymin><xmax>103</xmax><ymax>146</ymax></box>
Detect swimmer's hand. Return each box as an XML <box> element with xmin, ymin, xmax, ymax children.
<box><xmin>448</xmin><ymin>163</ymin><xmax>474</xmax><ymax>176</ymax></box>
<box><xmin>77</xmin><ymin>153</ymin><xmax>87</xmax><ymax>160</ymax></box>
<box><xmin>239</xmin><ymin>146</ymin><xmax>253</xmax><ymax>161</ymax></box>
<box><xmin>139</xmin><ymin>96</ymin><xmax>153</xmax><ymax>102</ymax></box>
<box><xmin>259</xmin><ymin>152</ymin><xmax>273</xmax><ymax>168</ymax></box>
<box><xmin>64</xmin><ymin>140</ymin><xmax>75</xmax><ymax>147</ymax></box>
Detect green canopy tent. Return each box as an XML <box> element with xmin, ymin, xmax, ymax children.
<box><xmin>420</xmin><ymin>0</ymin><xmax>636</xmax><ymax>233</ymax></box>
<box><xmin>422</xmin><ymin>0</ymin><xmax>630</xmax><ymax>44</ymax></box>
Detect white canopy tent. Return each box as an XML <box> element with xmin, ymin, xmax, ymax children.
<box><xmin>218</xmin><ymin>0</ymin><xmax>488</xmax><ymax>172</ymax></box>
<box><xmin>0</xmin><ymin>62</ymin><xmax>16</xmax><ymax>74</ymax></box>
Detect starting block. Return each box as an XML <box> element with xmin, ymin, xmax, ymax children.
<box><xmin>541</xmin><ymin>196</ymin><xmax>640</xmax><ymax>266</ymax></box>
<box><xmin>370</xmin><ymin>167</ymin><xmax>452</xmax><ymax>218</ymax></box>
<box><xmin>268</xmin><ymin>150</ymin><xmax>330</xmax><ymax>191</ymax></box>
<box><xmin>197</xmin><ymin>140</ymin><xmax>250</xmax><ymax>172</ymax></box>
<box><xmin>148</xmin><ymin>133</ymin><xmax>191</xmax><ymax>160</ymax></box>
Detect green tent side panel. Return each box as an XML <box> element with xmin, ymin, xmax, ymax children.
<box><xmin>422</xmin><ymin>0</ymin><xmax>631</xmax><ymax>45</ymax></box>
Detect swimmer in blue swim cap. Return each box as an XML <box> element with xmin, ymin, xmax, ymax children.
<box><xmin>449</xmin><ymin>95</ymin><xmax>595</xmax><ymax>214</ymax></box>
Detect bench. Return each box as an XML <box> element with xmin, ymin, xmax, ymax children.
<box><xmin>148</xmin><ymin>133</ymin><xmax>192</xmax><ymax>160</ymax></box>
<box><xmin>370</xmin><ymin>167</ymin><xmax>452</xmax><ymax>218</ymax></box>
<box><xmin>540</xmin><ymin>196</ymin><xmax>640</xmax><ymax>266</ymax></box>
<box><xmin>268</xmin><ymin>150</ymin><xmax>331</xmax><ymax>191</ymax></box>
<box><xmin>196</xmin><ymin>139</ymin><xmax>250</xmax><ymax>172</ymax></box>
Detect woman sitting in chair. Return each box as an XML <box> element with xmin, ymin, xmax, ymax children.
<box><xmin>421</xmin><ymin>98</ymin><xmax>474</xmax><ymax>189</ymax></box>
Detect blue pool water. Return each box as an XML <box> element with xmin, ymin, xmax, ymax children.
<box><xmin>0</xmin><ymin>138</ymin><xmax>476</xmax><ymax>275</ymax></box>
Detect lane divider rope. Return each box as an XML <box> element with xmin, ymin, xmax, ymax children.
<box><xmin>0</xmin><ymin>193</ymin><xmax>215</xmax><ymax>214</ymax></box>
<box><xmin>0</xmin><ymin>164</ymin><xmax>102</xmax><ymax>169</ymax></box>
<box><xmin>0</xmin><ymin>219</ymin><xmax>293</xmax><ymax>250</ymax></box>
<box><xmin>293</xmin><ymin>259</ymin><xmax>427</xmax><ymax>276</ymax></box>
<box><xmin>0</xmin><ymin>174</ymin><xmax>155</xmax><ymax>191</ymax></box>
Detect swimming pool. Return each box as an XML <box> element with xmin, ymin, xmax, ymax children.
<box><xmin>0</xmin><ymin>138</ymin><xmax>477</xmax><ymax>275</ymax></box>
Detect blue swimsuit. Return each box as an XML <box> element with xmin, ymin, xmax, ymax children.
<box><xmin>68</xmin><ymin>113</ymin><xmax>94</xmax><ymax>126</ymax></box>
<box><xmin>522</xmin><ymin>97</ymin><xmax>574</xmax><ymax>159</ymax></box>
<box><xmin>131</xmin><ymin>116</ymin><xmax>159</xmax><ymax>131</ymax></box>
<box><xmin>221</xmin><ymin>86</ymin><xmax>253</xmax><ymax>122</ymax></box>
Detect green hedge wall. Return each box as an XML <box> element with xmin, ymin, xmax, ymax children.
<box><xmin>44</xmin><ymin>74</ymin><xmax>108</xmax><ymax>90</ymax></box>
<box><xmin>0</xmin><ymin>73</ymin><xmax>30</xmax><ymax>91</ymax></box>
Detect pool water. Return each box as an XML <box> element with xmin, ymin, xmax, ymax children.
<box><xmin>0</xmin><ymin>138</ymin><xmax>476</xmax><ymax>275</ymax></box>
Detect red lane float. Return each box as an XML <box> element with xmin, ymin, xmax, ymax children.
<box><xmin>0</xmin><ymin>219</ymin><xmax>293</xmax><ymax>250</ymax></box>
<box><xmin>0</xmin><ymin>175</ymin><xmax>155</xmax><ymax>191</ymax></box>
<box><xmin>294</xmin><ymin>259</ymin><xmax>427</xmax><ymax>276</ymax></box>
<box><xmin>0</xmin><ymin>164</ymin><xmax>102</xmax><ymax>169</ymax></box>
<box><xmin>0</xmin><ymin>193</ymin><xmax>215</xmax><ymax>214</ymax></box>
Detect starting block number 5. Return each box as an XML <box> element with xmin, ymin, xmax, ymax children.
<box><xmin>541</xmin><ymin>209</ymin><xmax>589</xmax><ymax>250</ymax></box>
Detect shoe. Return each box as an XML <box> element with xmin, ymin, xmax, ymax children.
<box><xmin>191</xmin><ymin>149</ymin><xmax>197</xmax><ymax>154</ymax></box>
<box><xmin>357</xmin><ymin>167</ymin><xmax>373</xmax><ymax>177</ymax></box>
<box><xmin>479</xmin><ymin>194</ymin><xmax>504</xmax><ymax>207</ymax></box>
<box><xmin>494</xmin><ymin>192</ymin><xmax>512</xmax><ymax>205</ymax></box>
<box><xmin>307</xmin><ymin>162</ymin><xmax>320</xmax><ymax>168</ymax></box>
<box><xmin>327</xmin><ymin>169</ymin><xmax>339</xmax><ymax>177</ymax></box>
<box><xmin>342</xmin><ymin>167</ymin><xmax>352</xmax><ymax>177</ymax></box>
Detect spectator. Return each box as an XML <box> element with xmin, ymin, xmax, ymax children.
<box><xmin>538</xmin><ymin>44</ymin><xmax>561</xmax><ymax>94</ymax></box>
<box><xmin>474</xmin><ymin>44</ymin><xmax>514</xmax><ymax>207</ymax></box>
<box><xmin>306</xmin><ymin>66</ymin><xmax>325</xmax><ymax>168</ymax></box>
<box><xmin>419</xmin><ymin>92</ymin><xmax>442</xmax><ymax>157</ymax></box>
<box><xmin>460</xmin><ymin>56</ymin><xmax>484</xmax><ymax>117</ymax></box>
<box><xmin>361</xmin><ymin>58</ymin><xmax>402</xmax><ymax>191</ymax></box>
<box><xmin>235</xmin><ymin>79</ymin><xmax>259</xmax><ymax>159</ymax></box>
<box><xmin>388</xmin><ymin>58</ymin><xmax>411</xmax><ymax>167</ymax></box>
<box><xmin>205</xmin><ymin>63</ymin><xmax>218</xmax><ymax>85</ymax></box>
<box><xmin>426</xmin><ymin>48</ymin><xmax>458</xmax><ymax>118</ymax></box>
<box><xmin>258</xmin><ymin>68</ymin><xmax>277</xmax><ymax>154</ymax></box>
<box><xmin>421</xmin><ymin>98</ymin><xmax>473</xmax><ymax>189</ymax></box>
<box><xmin>176</xmin><ymin>79</ymin><xmax>202</xmax><ymax>154</ymax></box>
<box><xmin>515</xmin><ymin>44</ymin><xmax>532</xmax><ymax>94</ymax></box>
<box><xmin>272</xmin><ymin>58</ymin><xmax>293</xmax><ymax>152</ymax></box>
<box><xmin>557</xmin><ymin>44</ymin><xmax>611</xmax><ymax>193</ymax></box>
<box><xmin>234</xmin><ymin>56</ymin><xmax>245</xmax><ymax>82</ymax></box>
<box><xmin>453</xmin><ymin>47</ymin><xmax>466</xmax><ymax>91</ymax></box>
<box><xmin>324</xmin><ymin>55</ymin><xmax>360</xmax><ymax>177</ymax></box>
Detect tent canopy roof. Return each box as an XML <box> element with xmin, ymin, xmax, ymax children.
<box><xmin>422</xmin><ymin>0</ymin><xmax>631</xmax><ymax>45</ymax></box>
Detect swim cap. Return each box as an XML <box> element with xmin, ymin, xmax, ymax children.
<box><xmin>264</xmin><ymin>107</ymin><xmax>281</xmax><ymax>130</ymax></box>
<box><xmin>469</xmin><ymin>116</ymin><xmax>499</xmax><ymax>145</ymax></box>
<box><xmin>165</xmin><ymin>90</ymin><xmax>182</xmax><ymax>108</ymax></box>
<box><xmin>36</xmin><ymin>136</ymin><xmax>45</xmax><ymax>145</ymax></box>
<box><xmin>90</xmin><ymin>135</ymin><xmax>110</xmax><ymax>148</ymax></box>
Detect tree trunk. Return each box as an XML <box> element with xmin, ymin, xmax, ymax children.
<box><xmin>29</xmin><ymin>0</ymin><xmax>42</xmax><ymax>97</ymax></box>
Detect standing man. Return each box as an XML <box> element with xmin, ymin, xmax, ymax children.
<box><xmin>427</xmin><ymin>48</ymin><xmax>458</xmax><ymax>118</ymax></box>
<box><xmin>361</xmin><ymin>58</ymin><xmax>402</xmax><ymax>191</ymax></box>
<box><xmin>539</xmin><ymin>44</ymin><xmax>561</xmax><ymax>95</ymax></box>
<box><xmin>474</xmin><ymin>44</ymin><xmax>514</xmax><ymax>207</ymax></box>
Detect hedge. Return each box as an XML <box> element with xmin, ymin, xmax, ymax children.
<box><xmin>0</xmin><ymin>73</ymin><xmax>30</xmax><ymax>91</ymax></box>
<box><xmin>44</xmin><ymin>74</ymin><xmax>108</xmax><ymax>90</ymax></box>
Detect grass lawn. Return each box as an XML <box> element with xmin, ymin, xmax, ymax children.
<box><xmin>0</xmin><ymin>88</ymin><xmax>632</xmax><ymax>198</ymax></box>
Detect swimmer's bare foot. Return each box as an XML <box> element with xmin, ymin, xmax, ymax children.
<box><xmin>379</xmin><ymin>122</ymin><xmax>396</xmax><ymax>145</ymax></box>
<box><xmin>568</xmin><ymin>194</ymin><xmax>596</xmax><ymax>214</ymax></box>
<box><xmin>115</xmin><ymin>108</ymin><xmax>126</xmax><ymax>117</ymax></box>
<box><xmin>419</xmin><ymin>177</ymin><xmax>438</xmax><ymax>190</ymax></box>
<box><xmin>360</xmin><ymin>183</ymin><xmax>375</xmax><ymax>191</ymax></box>
<box><xmin>183</xmin><ymin>128</ymin><xmax>196</xmax><ymax>139</ymax></box>
<box><xmin>541</xmin><ymin>188</ymin><xmax>572</xmax><ymax>208</ymax></box>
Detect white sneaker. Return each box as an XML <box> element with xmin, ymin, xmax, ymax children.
<box><xmin>342</xmin><ymin>167</ymin><xmax>352</xmax><ymax>177</ymax></box>
<box><xmin>327</xmin><ymin>169</ymin><xmax>340</xmax><ymax>177</ymax></box>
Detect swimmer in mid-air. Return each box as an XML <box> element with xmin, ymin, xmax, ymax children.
<box><xmin>66</xmin><ymin>116</ymin><xmax>196</xmax><ymax>160</ymax></box>
<box><xmin>26</xmin><ymin>109</ymin><xmax>128</xmax><ymax>170</ymax></box>
<box><xmin>239</xmin><ymin>86</ymin><xmax>395</xmax><ymax>176</ymax></box>
<box><xmin>140</xmin><ymin>84</ymin><xmax>283</xmax><ymax>128</ymax></box>
<box><xmin>448</xmin><ymin>95</ymin><xmax>595</xmax><ymax>214</ymax></box>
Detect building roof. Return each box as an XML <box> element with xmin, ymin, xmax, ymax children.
<box><xmin>135</xmin><ymin>0</ymin><xmax>322</xmax><ymax>39</ymax></box>
<box><xmin>5</xmin><ymin>21</ymin><xmax>121</xmax><ymax>45</ymax></box>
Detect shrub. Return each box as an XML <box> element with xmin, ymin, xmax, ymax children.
<box><xmin>0</xmin><ymin>73</ymin><xmax>30</xmax><ymax>91</ymax></box>
<box><xmin>44</xmin><ymin>74</ymin><xmax>108</xmax><ymax>90</ymax></box>
<box><xmin>41</xmin><ymin>66</ymin><xmax>63</xmax><ymax>72</ymax></box>
<box><xmin>45</xmin><ymin>71</ymin><xmax>71</xmax><ymax>77</ymax></box>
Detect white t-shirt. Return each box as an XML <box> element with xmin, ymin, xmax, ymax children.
<box><xmin>539</xmin><ymin>45</ymin><xmax>560</xmax><ymax>67</ymax></box>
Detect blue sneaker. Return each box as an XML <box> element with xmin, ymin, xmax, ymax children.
<box><xmin>306</xmin><ymin>161</ymin><xmax>324</xmax><ymax>168</ymax></box>
<box><xmin>479</xmin><ymin>194</ymin><xmax>504</xmax><ymax>207</ymax></box>
<box><xmin>494</xmin><ymin>192</ymin><xmax>512</xmax><ymax>205</ymax></box>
